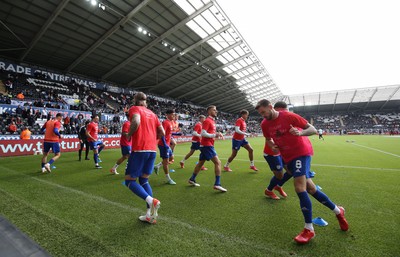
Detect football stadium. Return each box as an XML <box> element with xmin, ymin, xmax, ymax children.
<box><xmin>0</xmin><ymin>0</ymin><xmax>399</xmax><ymax>256</ymax></box>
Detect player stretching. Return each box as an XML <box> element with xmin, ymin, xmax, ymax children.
<box><xmin>264</xmin><ymin>101</ymin><xmax>293</xmax><ymax>199</ymax></box>
<box><xmin>125</xmin><ymin>92</ymin><xmax>164</xmax><ymax>224</ymax></box>
<box><xmin>169</xmin><ymin>113</ymin><xmax>180</xmax><ymax>164</ymax></box>
<box><xmin>154</xmin><ymin>110</ymin><xmax>176</xmax><ymax>185</ymax></box>
<box><xmin>188</xmin><ymin>105</ymin><xmax>227</xmax><ymax>192</ymax></box>
<box><xmin>256</xmin><ymin>99</ymin><xmax>348</xmax><ymax>244</ymax></box>
<box><xmin>110</xmin><ymin>113</ymin><xmax>131</xmax><ymax>175</ymax></box>
<box><xmin>180</xmin><ymin>115</ymin><xmax>207</xmax><ymax>170</ymax></box>
<box><xmin>41</xmin><ymin>113</ymin><xmax>63</xmax><ymax>173</ymax></box>
<box><xmin>224</xmin><ymin>109</ymin><xmax>258</xmax><ymax>172</ymax></box>
<box><xmin>86</xmin><ymin>115</ymin><xmax>105</xmax><ymax>169</ymax></box>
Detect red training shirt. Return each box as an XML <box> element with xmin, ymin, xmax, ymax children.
<box><xmin>192</xmin><ymin>122</ymin><xmax>202</xmax><ymax>142</ymax></box>
<box><xmin>87</xmin><ymin>121</ymin><xmax>98</xmax><ymax>142</ymax></box>
<box><xmin>129</xmin><ymin>106</ymin><xmax>161</xmax><ymax>152</ymax></box>
<box><xmin>120</xmin><ymin>120</ymin><xmax>131</xmax><ymax>147</ymax></box>
<box><xmin>158</xmin><ymin>119</ymin><xmax>172</xmax><ymax>146</ymax></box>
<box><xmin>233</xmin><ymin>117</ymin><xmax>247</xmax><ymax>141</ymax></box>
<box><xmin>200</xmin><ymin>116</ymin><xmax>216</xmax><ymax>147</ymax></box>
<box><xmin>44</xmin><ymin>120</ymin><xmax>61</xmax><ymax>142</ymax></box>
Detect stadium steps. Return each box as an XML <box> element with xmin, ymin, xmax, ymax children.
<box><xmin>0</xmin><ymin>80</ymin><xmax>7</xmax><ymax>95</ymax></box>
<box><xmin>0</xmin><ymin>216</ymin><xmax>51</xmax><ymax>257</ymax></box>
<box><xmin>90</xmin><ymin>91</ymin><xmax>116</xmax><ymax>111</ymax></box>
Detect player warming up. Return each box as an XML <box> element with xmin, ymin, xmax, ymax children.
<box><xmin>86</xmin><ymin>115</ymin><xmax>105</xmax><ymax>169</ymax></box>
<box><xmin>180</xmin><ymin>115</ymin><xmax>207</xmax><ymax>170</ymax></box>
<box><xmin>110</xmin><ymin>113</ymin><xmax>131</xmax><ymax>175</ymax></box>
<box><xmin>41</xmin><ymin>113</ymin><xmax>63</xmax><ymax>173</ymax></box>
<box><xmin>188</xmin><ymin>105</ymin><xmax>227</xmax><ymax>192</ymax></box>
<box><xmin>125</xmin><ymin>92</ymin><xmax>164</xmax><ymax>224</ymax></box>
<box><xmin>224</xmin><ymin>109</ymin><xmax>258</xmax><ymax>172</ymax></box>
<box><xmin>154</xmin><ymin>109</ymin><xmax>176</xmax><ymax>185</ymax></box>
<box><xmin>255</xmin><ymin>99</ymin><xmax>348</xmax><ymax>244</ymax></box>
<box><xmin>263</xmin><ymin>101</ymin><xmax>293</xmax><ymax>199</ymax></box>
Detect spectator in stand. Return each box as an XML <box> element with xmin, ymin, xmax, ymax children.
<box><xmin>16</xmin><ymin>105</ymin><xmax>23</xmax><ymax>116</ymax></box>
<box><xmin>42</xmin><ymin>107</ymin><xmax>49</xmax><ymax>120</ymax></box>
<box><xmin>20</xmin><ymin>127</ymin><xmax>31</xmax><ymax>140</ymax></box>
<box><xmin>64</xmin><ymin>116</ymin><xmax>70</xmax><ymax>134</ymax></box>
<box><xmin>8</xmin><ymin>121</ymin><xmax>17</xmax><ymax>134</ymax></box>
<box><xmin>16</xmin><ymin>91</ymin><xmax>24</xmax><ymax>100</ymax></box>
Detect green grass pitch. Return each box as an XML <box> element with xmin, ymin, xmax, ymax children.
<box><xmin>0</xmin><ymin>135</ymin><xmax>399</xmax><ymax>257</ymax></box>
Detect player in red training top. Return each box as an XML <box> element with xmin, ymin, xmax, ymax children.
<box><xmin>179</xmin><ymin>115</ymin><xmax>207</xmax><ymax>170</ymax></box>
<box><xmin>41</xmin><ymin>113</ymin><xmax>63</xmax><ymax>173</ymax></box>
<box><xmin>255</xmin><ymin>99</ymin><xmax>348</xmax><ymax>244</ymax></box>
<box><xmin>110</xmin><ymin>113</ymin><xmax>131</xmax><ymax>175</ymax></box>
<box><xmin>86</xmin><ymin>115</ymin><xmax>105</xmax><ymax>169</ymax></box>
<box><xmin>224</xmin><ymin>109</ymin><xmax>258</xmax><ymax>172</ymax></box>
<box><xmin>188</xmin><ymin>105</ymin><xmax>227</xmax><ymax>192</ymax></box>
<box><xmin>263</xmin><ymin>101</ymin><xmax>293</xmax><ymax>200</ymax></box>
<box><xmin>153</xmin><ymin>109</ymin><xmax>176</xmax><ymax>185</ymax></box>
<box><xmin>125</xmin><ymin>92</ymin><xmax>165</xmax><ymax>224</ymax></box>
<box><xmin>168</xmin><ymin>113</ymin><xmax>181</xmax><ymax>163</ymax></box>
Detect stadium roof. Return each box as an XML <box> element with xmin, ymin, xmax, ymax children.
<box><xmin>0</xmin><ymin>0</ymin><xmax>282</xmax><ymax>113</ymax></box>
<box><xmin>283</xmin><ymin>85</ymin><xmax>400</xmax><ymax>114</ymax></box>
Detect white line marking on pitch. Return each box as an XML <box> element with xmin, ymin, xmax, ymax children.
<box><xmin>351</xmin><ymin>143</ymin><xmax>400</xmax><ymax>158</ymax></box>
<box><xmin>173</xmin><ymin>154</ymin><xmax>400</xmax><ymax>171</ymax></box>
<box><xmin>1</xmin><ymin>167</ymin><xmax>294</xmax><ymax>256</ymax></box>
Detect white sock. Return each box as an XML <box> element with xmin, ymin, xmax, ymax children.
<box><xmin>156</xmin><ymin>162</ymin><xmax>162</xmax><ymax>168</ymax></box>
<box><xmin>181</xmin><ymin>159</ymin><xmax>185</xmax><ymax>163</ymax></box>
<box><xmin>146</xmin><ymin>208</ymin><xmax>151</xmax><ymax>217</ymax></box>
<box><xmin>305</xmin><ymin>223</ymin><xmax>314</xmax><ymax>231</ymax></box>
<box><xmin>166</xmin><ymin>174</ymin><xmax>171</xmax><ymax>180</ymax></box>
<box><xmin>225</xmin><ymin>162</ymin><xmax>230</xmax><ymax>167</ymax></box>
<box><xmin>145</xmin><ymin>196</ymin><xmax>153</xmax><ymax>206</ymax></box>
<box><xmin>250</xmin><ymin>161</ymin><xmax>255</xmax><ymax>166</ymax></box>
<box><xmin>333</xmin><ymin>205</ymin><xmax>341</xmax><ymax>215</ymax></box>
<box><xmin>113</xmin><ymin>164</ymin><xmax>119</xmax><ymax>169</ymax></box>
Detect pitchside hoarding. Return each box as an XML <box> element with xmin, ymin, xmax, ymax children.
<box><xmin>0</xmin><ymin>135</ymin><xmax>195</xmax><ymax>157</ymax></box>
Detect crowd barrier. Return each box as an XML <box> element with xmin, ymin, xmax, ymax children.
<box><xmin>0</xmin><ymin>135</ymin><xmax>196</xmax><ymax>157</ymax></box>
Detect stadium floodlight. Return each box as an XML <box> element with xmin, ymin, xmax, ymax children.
<box><xmin>91</xmin><ymin>0</ymin><xmax>97</xmax><ymax>6</ymax></box>
<box><xmin>172</xmin><ymin>47</ymin><xmax>176</xmax><ymax>51</ymax></box>
<box><xmin>98</xmin><ymin>3</ymin><xmax>105</xmax><ymax>10</ymax></box>
<box><xmin>138</xmin><ymin>27</ymin><xmax>143</xmax><ymax>32</ymax></box>
<box><xmin>164</xmin><ymin>42</ymin><xmax>168</xmax><ymax>47</ymax></box>
<box><xmin>142</xmin><ymin>30</ymin><xmax>147</xmax><ymax>34</ymax></box>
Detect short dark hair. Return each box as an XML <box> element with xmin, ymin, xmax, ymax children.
<box><xmin>56</xmin><ymin>113</ymin><xmax>63</xmax><ymax>118</ymax></box>
<box><xmin>255</xmin><ymin>99</ymin><xmax>271</xmax><ymax>110</ymax></box>
<box><xmin>274</xmin><ymin>101</ymin><xmax>287</xmax><ymax>110</ymax></box>
<box><xmin>207</xmin><ymin>105</ymin><xmax>216</xmax><ymax>112</ymax></box>
<box><xmin>240</xmin><ymin>109</ymin><xmax>249</xmax><ymax>116</ymax></box>
<box><xmin>166</xmin><ymin>109</ymin><xmax>175</xmax><ymax>114</ymax></box>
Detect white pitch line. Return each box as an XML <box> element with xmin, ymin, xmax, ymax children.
<box><xmin>351</xmin><ymin>143</ymin><xmax>400</xmax><ymax>158</ymax></box>
<box><xmin>173</xmin><ymin>154</ymin><xmax>400</xmax><ymax>172</ymax></box>
<box><xmin>2</xmin><ymin>167</ymin><xmax>294</xmax><ymax>256</ymax></box>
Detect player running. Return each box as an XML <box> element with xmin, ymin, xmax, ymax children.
<box><xmin>154</xmin><ymin>109</ymin><xmax>176</xmax><ymax>185</ymax></box>
<box><xmin>125</xmin><ymin>92</ymin><xmax>164</xmax><ymax>224</ymax></box>
<box><xmin>86</xmin><ymin>115</ymin><xmax>105</xmax><ymax>169</ymax></box>
<box><xmin>256</xmin><ymin>99</ymin><xmax>348</xmax><ymax>244</ymax></box>
<box><xmin>110</xmin><ymin>113</ymin><xmax>131</xmax><ymax>175</ymax></box>
<box><xmin>188</xmin><ymin>105</ymin><xmax>227</xmax><ymax>192</ymax></box>
<box><xmin>41</xmin><ymin>113</ymin><xmax>63</xmax><ymax>173</ymax></box>
<box><xmin>179</xmin><ymin>115</ymin><xmax>207</xmax><ymax>170</ymax></box>
<box><xmin>224</xmin><ymin>109</ymin><xmax>258</xmax><ymax>172</ymax></box>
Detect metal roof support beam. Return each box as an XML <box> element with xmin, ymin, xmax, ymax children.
<box><xmin>66</xmin><ymin>0</ymin><xmax>151</xmax><ymax>72</ymax></box>
<box><xmin>148</xmin><ymin>40</ymin><xmax>243</xmax><ymax>91</ymax></box>
<box><xmin>190</xmin><ymin>70</ymin><xmax>264</xmax><ymax>102</ymax></box>
<box><xmin>102</xmin><ymin>1</ymin><xmax>213</xmax><ymax>80</ymax></box>
<box><xmin>166</xmin><ymin>52</ymin><xmax>252</xmax><ymax>96</ymax></box>
<box><xmin>317</xmin><ymin>93</ymin><xmax>321</xmax><ymax>113</ymax></box>
<box><xmin>331</xmin><ymin>92</ymin><xmax>338</xmax><ymax>113</ymax></box>
<box><xmin>219</xmin><ymin>98</ymin><xmax>252</xmax><ymax>110</ymax></box>
<box><xmin>197</xmin><ymin>86</ymin><xmax>238</xmax><ymax>104</ymax></box>
<box><xmin>347</xmin><ymin>90</ymin><xmax>357</xmax><ymax>112</ymax></box>
<box><xmin>19</xmin><ymin>0</ymin><xmax>70</xmax><ymax>61</ymax></box>
<box><xmin>364</xmin><ymin>87</ymin><xmax>378</xmax><ymax>110</ymax></box>
<box><xmin>379</xmin><ymin>85</ymin><xmax>400</xmax><ymax>110</ymax></box>
<box><xmin>128</xmin><ymin>24</ymin><xmax>230</xmax><ymax>86</ymax></box>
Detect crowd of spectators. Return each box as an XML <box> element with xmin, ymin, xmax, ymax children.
<box><xmin>0</xmin><ymin>68</ymin><xmax>398</xmax><ymax>136</ymax></box>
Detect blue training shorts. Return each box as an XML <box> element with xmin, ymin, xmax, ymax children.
<box><xmin>43</xmin><ymin>142</ymin><xmax>60</xmax><ymax>154</ymax></box>
<box><xmin>89</xmin><ymin>140</ymin><xmax>103</xmax><ymax>150</ymax></box>
<box><xmin>263</xmin><ymin>154</ymin><xmax>284</xmax><ymax>172</ymax></box>
<box><xmin>232</xmin><ymin>138</ymin><xmax>249</xmax><ymax>150</ymax></box>
<box><xmin>287</xmin><ymin>155</ymin><xmax>312</xmax><ymax>178</ymax></box>
<box><xmin>125</xmin><ymin>151</ymin><xmax>156</xmax><ymax>178</ymax></box>
<box><xmin>121</xmin><ymin>145</ymin><xmax>131</xmax><ymax>156</ymax></box>
<box><xmin>158</xmin><ymin>145</ymin><xmax>173</xmax><ymax>159</ymax></box>
<box><xmin>190</xmin><ymin>142</ymin><xmax>200</xmax><ymax>150</ymax></box>
<box><xmin>199</xmin><ymin>146</ymin><xmax>217</xmax><ymax>161</ymax></box>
